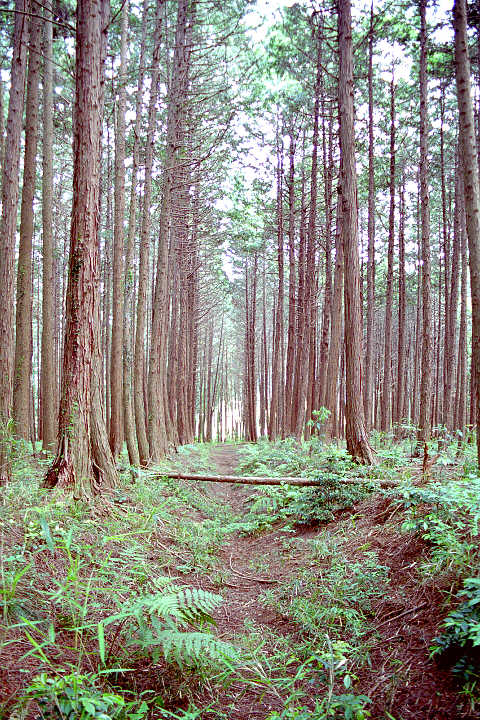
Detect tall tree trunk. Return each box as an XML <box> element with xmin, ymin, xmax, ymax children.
<box><xmin>381</xmin><ymin>73</ymin><xmax>396</xmax><ymax>432</ymax></box>
<box><xmin>444</xmin><ymin>165</ymin><xmax>461</xmax><ymax>431</ymax></box>
<box><xmin>325</xmin><ymin>198</ymin><xmax>344</xmax><ymax>439</ymax></box>
<box><xmin>284</xmin><ymin>129</ymin><xmax>296</xmax><ymax>427</ymax></box>
<box><xmin>395</xmin><ymin>176</ymin><xmax>406</xmax><ymax>426</ymax></box>
<box><xmin>455</xmin><ymin>222</ymin><xmax>467</xmax><ymax>437</ymax></box>
<box><xmin>13</xmin><ymin>4</ymin><xmax>42</xmax><ymax>441</ymax></box>
<box><xmin>364</xmin><ymin>0</ymin><xmax>375</xmax><ymax>429</ymax></box>
<box><xmin>294</xmin><ymin>23</ymin><xmax>321</xmax><ymax>439</ymax></box>
<box><xmin>417</xmin><ymin>0</ymin><xmax>433</xmax><ymax>450</ymax></box>
<box><xmin>109</xmin><ymin>1</ymin><xmax>128</xmax><ymax>457</ymax></box>
<box><xmin>0</xmin><ymin>0</ymin><xmax>30</xmax><ymax>481</ymax></box>
<box><xmin>41</xmin><ymin>0</ymin><xmax>57</xmax><ymax>452</ymax></box>
<box><xmin>135</xmin><ymin>0</ymin><xmax>163</xmax><ymax>464</ymax></box>
<box><xmin>123</xmin><ymin>0</ymin><xmax>148</xmax><ymax>468</ymax></box>
<box><xmin>269</xmin><ymin>131</ymin><xmax>284</xmax><ymax>440</ymax></box>
<box><xmin>454</xmin><ymin>0</ymin><xmax>480</xmax><ymax>466</ymax></box>
<box><xmin>44</xmin><ymin>0</ymin><xmax>115</xmax><ymax>494</ymax></box>
<box><xmin>0</xmin><ymin>79</ymin><xmax>4</xmax><ymax>175</ymax></box>
<box><xmin>316</xmin><ymin>113</ymin><xmax>333</xmax><ymax>411</ymax></box>
<box><xmin>337</xmin><ymin>0</ymin><xmax>374</xmax><ymax>464</ymax></box>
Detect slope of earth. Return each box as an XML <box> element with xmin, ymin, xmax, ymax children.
<box><xmin>184</xmin><ymin>444</ymin><xmax>477</xmax><ymax>720</ymax></box>
<box><xmin>0</xmin><ymin>442</ymin><xmax>477</xmax><ymax>720</ymax></box>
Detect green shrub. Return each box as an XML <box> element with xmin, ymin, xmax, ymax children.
<box><xmin>22</xmin><ymin>672</ymin><xmax>148</xmax><ymax>720</ymax></box>
<box><xmin>431</xmin><ymin>577</ymin><xmax>480</xmax><ymax>683</ymax></box>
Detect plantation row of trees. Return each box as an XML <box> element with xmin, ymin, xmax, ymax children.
<box><xmin>0</xmin><ymin>0</ymin><xmax>480</xmax><ymax>491</ymax></box>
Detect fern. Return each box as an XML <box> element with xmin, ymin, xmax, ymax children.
<box><xmin>141</xmin><ymin>630</ymin><xmax>237</xmax><ymax>667</ymax></box>
<box><xmin>105</xmin><ymin>585</ymin><xmax>237</xmax><ymax>668</ymax></box>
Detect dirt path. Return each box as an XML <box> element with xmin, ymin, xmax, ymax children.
<box><xmin>182</xmin><ymin>444</ymin><xmax>472</xmax><ymax>720</ymax></box>
<box><xmin>201</xmin><ymin>443</ymin><xmax>254</xmax><ymax>515</ymax></box>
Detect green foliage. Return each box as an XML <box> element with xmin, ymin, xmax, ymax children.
<box><xmin>0</xmin><ymin>460</ymin><xmax>240</xmax><ymax>714</ymax></box>
<box><xmin>263</xmin><ymin>551</ymin><xmax>389</xmax><ymax>643</ymax></box>
<box><xmin>395</xmin><ymin>475</ymin><xmax>480</xmax><ymax>576</ymax></box>
<box><xmin>306</xmin><ymin>408</ymin><xmax>331</xmax><ymax>440</ymax></box>
<box><xmin>232</xmin><ymin>440</ymin><xmax>372</xmax><ymax>533</ymax></box>
<box><xmin>266</xmin><ymin>693</ymin><xmax>372</xmax><ymax>720</ymax></box>
<box><xmin>22</xmin><ymin>672</ymin><xmax>148</xmax><ymax>720</ymax></box>
<box><xmin>393</xmin><ymin>474</ymin><xmax>480</xmax><ymax>705</ymax></box>
<box><xmin>431</xmin><ymin>577</ymin><xmax>480</xmax><ymax>686</ymax></box>
<box><xmin>105</xmin><ymin>585</ymin><xmax>237</xmax><ymax>668</ymax></box>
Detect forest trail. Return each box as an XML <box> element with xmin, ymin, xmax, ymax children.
<box><xmin>189</xmin><ymin>443</ymin><xmax>304</xmax><ymax>717</ymax></box>
<box><xmin>203</xmin><ymin>443</ymin><xmax>254</xmax><ymax>514</ymax></box>
<box><xmin>178</xmin><ymin>444</ymin><xmax>467</xmax><ymax>720</ymax></box>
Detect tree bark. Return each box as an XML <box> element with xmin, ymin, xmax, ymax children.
<box><xmin>135</xmin><ymin>0</ymin><xmax>163</xmax><ymax>464</ymax></box>
<box><xmin>395</xmin><ymin>177</ymin><xmax>407</xmax><ymax>426</ymax></box>
<box><xmin>41</xmin><ymin>0</ymin><xmax>57</xmax><ymax>452</ymax></box>
<box><xmin>364</xmin><ymin>0</ymin><xmax>375</xmax><ymax>429</ymax></box>
<box><xmin>416</xmin><ymin>0</ymin><xmax>433</xmax><ymax>450</ymax></box>
<box><xmin>13</xmin><ymin>3</ymin><xmax>42</xmax><ymax>441</ymax></box>
<box><xmin>44</xmin><ymin>0</ymin><xmax>114</xmax><ymax>494</ymax></box>
<box><xmin>381</xmin><ymin>73</ymin><xmax>396</xmax><ymax>432</ymax></box>
<box><xmin>109</xmin><ymin>0</ymin><xmax>128</xmax><ymax>457</ymax></box>
<box><xmin>454</xmin><ymin>0</ymin><xmax>480</xmax><ymax>465</ymax></box>
<box><xmin>337</xmin><ymin>0</ymin><xmax>374</xmax><ymax>464</ymax></box>
<box><xmin>0</xmin><ymin>0</ymin><xmax>30</xmax><ymax>481</ymax></box>
<box><xmin>123</xmin><ymin>0</ymin><xmax>148</xmax><ymax>468</ymax></box>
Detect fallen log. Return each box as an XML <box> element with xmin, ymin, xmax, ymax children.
<box><xmin>160</xmin><ymin>472</ymin><xmax>400</xmax><ymax>488</ymax></box>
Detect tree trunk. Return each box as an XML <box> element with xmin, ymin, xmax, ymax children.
<box><xmin>395</xmin><ymin>177</ymin><xmax>407</xmax><ymax>426</ymax></box>
<box><xmin>109</xmin><ymin>1</ymin><xmax>128</xmax><ymax>457</ymax></box>
<box><xmin>44</xmin><ymin>0</ymin><xmax>115</xmax><ymax>494</ymax></box>
<box><xmin>135</xmin><ymin>0</ymin><xmax>163</xmax><ymax>464</ymax></box>
<box><xmin>444</xmin><ymin>164</ymin><xmax>461</xmax><ymax>431</ymax></box>
<box><xmin>284</xmin><ymin>129</ymin><xmax>296</xmax><ymax>430</ymax></box>
<box><xmin>123</xmin><ymin>0</ymin><xmax>148</xmax><ymax>468</ymax></box>
<box><xmin>41</xmin><ymin>0</ymin><xmax>57</xmax><ymax>452</ymax></box>
<box><xmin>337</xmin><ymin>0</ymin><xmax>374</xmax><ymax>464</ymax></box>
<box><xmin>316</xmin><ymin>113</ymin><xmax>333</xmax><ymax>411</ymax></box>
<box><xmin>294</xmin><ymin>25</ymin><xmax>321</xmax><ymax>439</ymax></box>
<box><xmin>13</xmin><ymin>3</ymin><xmax>42</xmax><ymax>441</ymax></box>
<box><xmin>454</xmin><ymin>0</ymin><xmax>480</xmax><ymax>465</ymax></box>
<box><xmin>416</xmin><ymin>0</ymin><xmax>433</xmax><ymax>450</ymax></box>
<box><xmin>381</xmin><ymin>73</ymin><xmax>396</xmax><ymax>432</ymax></box>
<box><xmin>0</xmin><ymin>0</ymin><xmax>30</xmax><ymax>481</ymax></box>
<box><xmin>325</xmin><ymin>197</ymin><xmax>344</xmax><ymax>439</ymax></box>
<box><xmin>364</xmin><ymin>0</ymin><xmax>375</xmax><ymax>429</ymax></box>
<box><xmin>269</xmin><ymin>131</ymin><xmax>284</xmax><ymax>440</ymax></box>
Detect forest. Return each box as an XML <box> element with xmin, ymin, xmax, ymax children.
<box><xmin>1</xmin><ymin>0</ymin><xmax>480</xmax><ymax>716</ymax></box>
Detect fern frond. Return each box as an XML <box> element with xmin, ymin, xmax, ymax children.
<box><xmin>130</xmin><ymin>586</ymin><xmax>223</xmax><ymax>627</ymax></box>
<box><xmin>150</xmin><ymin>630</ymin><xmax>238</xmax><ymax>668</ymax></box>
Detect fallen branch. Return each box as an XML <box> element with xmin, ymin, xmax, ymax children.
<box><xmin>229</xmin><ymin>555</ymin><xmax>280</xmax><ymax>584</ymax></box>
<box><xmin>160</xmin><ymin>472</ymin><xmax>400</xmax><ymax>488</ymax></box>
<box><xmin>374</xmin><ymin>602</ymin><xmax>428</xmax><ymax>631</ymax></box>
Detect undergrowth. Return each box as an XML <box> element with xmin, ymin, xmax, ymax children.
<box><xmin>231</xmin><ymin>440</ymin><xmax>374</xmax><ymax>534</ymax></box>
<box><xmin>393</xmin><ymin>472</ymin><xmax>480</xmax><ymax>707</ymax></box>
<box><xmin>2</xmin><ymin>437</ymin><xmax>479</xmax><ymax>719</ymax></box>
<box><xmin>0</xmin><ymin>447</ymin><xmax>239</xmax><ymax>718</ymax></box>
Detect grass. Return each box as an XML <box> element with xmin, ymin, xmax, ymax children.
<box><xmin>1</xmin><ymin>436</ymin><xmax>480</xmax><ymax>718</ymax></box>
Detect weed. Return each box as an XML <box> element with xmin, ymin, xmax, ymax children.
<box><xmin>21</xmin><ymin>671</ymin><xmax>150</xmax><ymax>720</ymax></box>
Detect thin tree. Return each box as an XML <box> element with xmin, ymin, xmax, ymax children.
<box><xmin>109</xmin><ymin>1</ymin><xmax>128</xmax><ymax>457</ymax></box>
<box><xmin>364</xmin><ymin>0</ymin><xmax>375</xmax><ymax>429</ymax></box>
<box><xmin>41</xmin><ymin>0</ymin><xmax>57</xmax><ymax>451</ymax></box>
<box><xmin>13</xmin><ymin>3</ymin><xmax>42</xmax><ymax>440</ymax></box>
<box><xmin>381</xmin><ymin>71</ymin><xmax>396</xmax><ymax>432</ymax></box>
<box><xmin>416</xmin><ymin>0</ymin><xmax>432</xmax><ymax>451</ymax></box>
<box><xmin>454</xmin><ymin>0</ymin><xmax>480</xmax><ymax>466</ymax></box>
<box><xmin>0</xmin><ymin>0</ymin><xmax>30</xmax><ymax>481</ymax></box>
